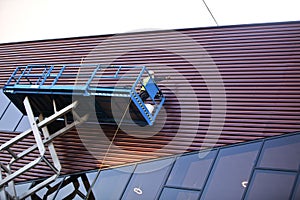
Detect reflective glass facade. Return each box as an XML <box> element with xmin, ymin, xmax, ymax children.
<box><xmin>13</xmin><ymin>132</ymin><xmax>299</xmax><ymax>199</ymax></box>
<box><xmin>200</xmin><ymin>142</ymin><xmax>262</xmax><ymax>200</ymax></box>
<box><xmin>0</xmin><ymin>89</ymin><xmax>29</xmax><ymax>132</ymax></box>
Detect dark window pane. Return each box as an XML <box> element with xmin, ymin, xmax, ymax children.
<box><xmin>245</xmin><ymin>170</ymin><xmax>297</xmax><ymax>200</ymax></box>
<box><xmin>159</xmin><ymin>187</ymin><xmax>200</xmax><ymax>200</ymax></box>
<box><xmin>0</xmin><ymin>103</ymin><xmax>22</xmax><ymax>132</ymax></box>
<box><xmin>121</xmin><ymin>158</ymin><xmax>174</xmax><ymax>200</ymax></box>
<box><xmin>292</xmin><ymin>176</ymin><xmax>300</xmax><ymax>200</ymax></box>
<box><xmin>15</xmin><ymin>116</ymin><xmax>31</xmax><ymax>132</ymax></box>
<box><xmin>89</xmin><ymin>165</ymin><xmax>135</xmax><ymax>200</ymax></box>
<box><xmin>257</xmin><ymin>134</ymin><xmax>300</xmax><ymax>171</ymax></box>
<box><xmin>166</xmin><ymin>150</ymin><xmax>217</xmax><ymax>189</ymax></box>
<box><xmin>200</xmin><ymin>142</ymin><xmax>262</xmax><ymax>200</ymax></box>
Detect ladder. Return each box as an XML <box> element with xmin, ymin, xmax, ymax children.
<box><xmin>0</xmin><ymin>97</ymin><xmax>88</xmax><ymax>200</ymax></box>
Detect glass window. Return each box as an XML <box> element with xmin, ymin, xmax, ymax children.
<box><xmin>291</xmin><ymin>175</ymin><xmax>300</xmax><ymax>200</ymax></box>
<box><xmin>200</xmin><ymin>142</ymin><xmax>262</xmax><ymax>200</ymax></box>
<box><xmin>121</xmin><ymin>158</ymin><xmax>174</xmax><ymax>200</ymax></box>
<box><xmin>15</xmin><ymin>115</ymin><xmax>31</xmax><ymax>132</ymax></box>
<box><xmin>159</xmin><ymin>187</ymin><xmax>200</xmax><ymax>200</ymax></box>
<box><xmin>89</xmin><ymin>165</ymin><xmax>135</xmax><ymax>200</ymax></box>
<box><xmin>54</xmin><ymin>176</ymin><xmax>85</xmax><ymax>200</ymax></box>
<box><xmin>86</xmin><ymin>171</ymin><xmax>98</xmax><ymax>183</ymax></box>
<box><xmin>5</xmin><ymin>182</ymin><xmax>31</xmax><ymax>198</ymax></box>
<box><xmin>257</xmin><ymin>134</ymin><xmax>300</xmax><ymax>171</ymax></box>
<box><xmin>244</xmin><ymin>170</ymin><xmax>297</xmax><ymax>200</ymax></box>
<box><xmin>0</xmin><ymin>103</ymin><xmax>22</xmax><ymax>132</ymax></box>
<box><xmin>0</xmin><ymin>90</ymin><xmax>11</xmax><ymax>118</ymax></box>
<box><xmin>77</xmin><ymin>174</ymin><xmax>91</xmax><ymax>196</ymax></box>
<box><xmin>33</xmin><ymin>177</ymin><xmax>64</xmax><ymax>199</ymax></box>
<box><xmin>166</xmin><ymin>150</ymin><xmax>217</xmax><ymax>189</ymax></box>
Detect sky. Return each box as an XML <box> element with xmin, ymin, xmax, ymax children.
<box><xmin>0</xmin><ymin>0</ymin><xmax>299</xmax><ymax>43</ymax></box>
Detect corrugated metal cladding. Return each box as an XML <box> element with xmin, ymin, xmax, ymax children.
<box><xmin>1</xmin><ymin>21</ymin><xmax>300</xmax><ymax>181</ymax></box>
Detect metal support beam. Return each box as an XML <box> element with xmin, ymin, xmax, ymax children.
<box><xmin>39</xmin><ymin>114</ymin><xmax>61</xmax><ymax>173</ymax></box>
<box><xmin>0</xmin><ymin>166</ymin><xmax>7</xmax><ymax>200</ymax></box>
<box><xmin>0</xmin><ymin>97</ymin><xmax>87</xmax><ymax>200</ymax></box>
<box><xmin>0</xmin><ymin>101</ymin><xmax>79</xmax><ymax>151</ymax></box>
<box><xmin>24</xmin><ymin>96</ymin><xmax>45</xmax><ymax>156</ymax></box>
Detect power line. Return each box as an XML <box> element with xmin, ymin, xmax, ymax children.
<box><xmin>202</xmin><ymin>0</ymin><xmax>219</xmax><ymax>26</ymax></box>
<box><xmin>85</xmin><ymin>99</ymin><xmax>132</xmax><ymax>199</ymax></box>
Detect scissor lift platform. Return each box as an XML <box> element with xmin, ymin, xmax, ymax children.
<box><xmin>1</xmin><ymin>64</ymin><xmax>166</xmax><ymax>199</ymax></box>
<box><xmin>3</xmin><ymin>64</ymin><xmax>165</xmax><ymax>126</ymax></box>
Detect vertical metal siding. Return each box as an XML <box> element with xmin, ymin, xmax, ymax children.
<box><xmin>0</xmin><ymin>21</ymin><xmax>300</xmax><ymax>181</ymax></box>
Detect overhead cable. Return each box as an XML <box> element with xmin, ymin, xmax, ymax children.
<box><xmin>202</xmin><ymin>0</ymin><xmax>219</xmax><ymax>26</ymax></box>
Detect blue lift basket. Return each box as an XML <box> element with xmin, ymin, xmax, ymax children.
<box><xmin>3</xmin><ymin>64</ymin><xmax>166</xmax><ymax>126</ymax></box>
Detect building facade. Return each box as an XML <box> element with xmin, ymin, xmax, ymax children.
<box><xmin>0</xmin><ymin>21</ymin><xmax>300</xmax><ymax>199</ymax></box>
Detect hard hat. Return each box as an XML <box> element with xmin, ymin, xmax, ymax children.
<box><xmin>149</xmin><ymin>70</ymin><xmax>154</xmax><ymax>75</ymax></box>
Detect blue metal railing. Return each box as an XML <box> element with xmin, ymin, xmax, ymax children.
<box><xmin>5</xmin><ymin>64</ymin><xmax>141</xmax><ymax>92</ymax></box>
<box><xmin>4</xmin><ymin>64</ymin><xmax>165</xmax><ymax>126</ymax></box>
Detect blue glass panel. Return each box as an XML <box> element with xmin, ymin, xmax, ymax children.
<box><xmin>292</xmin><ymin>176</ymin><xmax>300</xmax><ymax>200</ymax></box>
<box><xmin>200</xmin><ymin>142</ymin><xmax>262</xmax><ymax>200</ymax></box>
<box><xmin>32</xmin><ymin>177</ymin><xmax>64</xmax><ymax>199</ymax></box>
<box><xmin>0</xmin><ymin>90</ymin><xmax>10</xmax><ymax>119</ymax></box>
<box><xmin>77</xmin><ymin>174</ymin><xmax>89</xmax><ymax>196</ymax></box>
<box><xmin>54</xmin><ymin>176</ymin><xmax>83</xmax><ymax>200</ymax></box>
<box><xmin>244</xmin><ymin>170</ymin><xmax>297</xmax><ymax>200</ymax></box>
<box><xmin>0</xmin><ymin>103</ymin><xmax>22</xmax><ymax>132</ymax></box>
<box><xmin>159</xmin><ymin>187</ymin><xmax>200</xmax><ymax>200</ymax></box>
<box><xmin>166</xmin><ymin>150</ymin><xmax>217</xmax><ymax>189</ymax></box>
<box><xmin>89</xmin><ymin>165</ymin><xmax>135</xmax><ymax>200</ymax></box>
<box><xmin>257</xmin><ymin>133</ymin><xmax>300</xmax><ymax>171</ymax></box>
<box><xmin>86</xmin><ymin>171</ymin><xmax>97</xmax><ymax>183</ymax></box>
<box><xmin>15</xmin><ymin>116</ymin><xmax>31</xmax><ymax>132</ymax></box>
<box><xmin>5</xmin><ymin>182</ymin><xmax>31</xmax><ymax>197</ymax></box>
<box><xmin>121</xmin><ymin>158</ymin><xmax>174</xmax><ymax>200</ymax></box>
<box><xmin>0</xmin><ymin>90</ymin><xmax>10</xmax><ymax>103</ymax></box>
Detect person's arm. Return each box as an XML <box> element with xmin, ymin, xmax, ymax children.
<box><xmin>154</xmin><ymin>75</ymin><xmax>171</xmax><ymax>82</ymax></box>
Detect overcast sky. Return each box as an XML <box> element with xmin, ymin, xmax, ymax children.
<box><xmin>0</xmin><ymin>0</ymin><xmax>299</xmax><ymax>43</ymax></box>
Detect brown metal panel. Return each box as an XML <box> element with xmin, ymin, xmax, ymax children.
<box><xmin>0</xmin><ymin>21</ymin><xmax>300</xmax><ymax>181</ymax></box>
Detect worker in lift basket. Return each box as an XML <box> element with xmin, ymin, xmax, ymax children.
<box><xmin>139</xmin><ymin>70</ymin><xmax>166</xmax><ymax>102</ymax></box>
